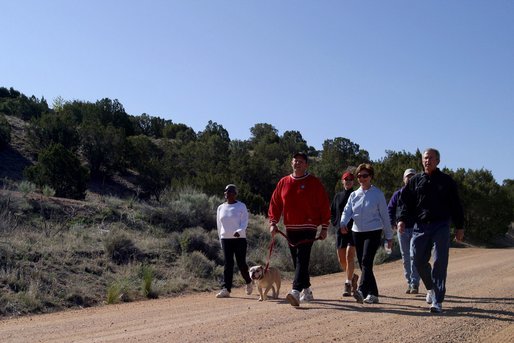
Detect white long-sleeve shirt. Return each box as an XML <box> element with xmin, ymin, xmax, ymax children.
<box><xmin>340</xmin><ymin>185</ymin><xmax>393</xmax><ymax>240</ymax></box>
<box><xmin>217</xmin><ymin>201</ymin><xmax>249</xmax><ymax>239</ymax></box>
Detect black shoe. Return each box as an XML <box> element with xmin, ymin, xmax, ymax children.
<box><xmin>343</xmin><ymin>282</ymin><xmax>351</xmax><ymax>297</ymax></box>
<box><xmin>353</xmin><ymin>289</ymin><xmax>364</xmax><ymax>304</ymax></box>
<box><xmin>410</xmin><ymin>285</ymin><xmax>419</xmax><ymax>294</ymax></box>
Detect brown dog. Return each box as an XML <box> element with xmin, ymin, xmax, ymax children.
<box><xmin>249</xmin><ymin>265</ymin><xmax>281</xmax><ymax>301</ymax></box>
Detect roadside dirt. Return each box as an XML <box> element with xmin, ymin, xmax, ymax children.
<box><xmin>0</xmin><ymin>247</ymin><xmax>513</xmax><ymax>343</ymax></box>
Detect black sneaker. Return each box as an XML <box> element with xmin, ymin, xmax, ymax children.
<box><xmin>354</xmin><ymin>289</ymin><xmax>364</xmax><ymax>304</ymax></box>
<box><xmin>410</xmin><ymin>285</ymin><xmax>419</xmax><ymax>294</ymax></box>
<box><xmin>343</xmin><ymin>282</ymin><xmax>351</xmax><ymax>297</ymax></box>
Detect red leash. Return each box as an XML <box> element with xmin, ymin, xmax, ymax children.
<box><xmin>264</xmin><ymin>229</ymin><xmax>321</xmax><ymax>272</ymax></box>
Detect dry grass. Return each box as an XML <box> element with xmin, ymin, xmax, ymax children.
<box><xmin>0</xmin><ymin>183</ymin><xmax>391</xmax><ymax>318</ymax></box>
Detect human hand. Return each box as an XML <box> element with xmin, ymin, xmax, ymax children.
<box><xmin>319</xmin><ymin>229</ymin><xmax>328</xmax><ymax>240</ymax></box>
<box><xmin>340</xmin><ymin>225</ymin><xmax>348</xmax><ymax>234</ymax></box>
<box><xmin>455</xmin><ymin>229</ymin><xmax>464</xmax><ymax>243</ymax></box>
<box><xmin>397</xmin><ymin>221</ymin><xmax>406</xmax><ymax>234</ymax></box>
<box><xmin>269</xmin><ymin>224</ymin><xmax>278</xmax><ymax>235</ymax></box>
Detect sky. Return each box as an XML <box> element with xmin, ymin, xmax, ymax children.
<box><xmin>2</xmin><ymin>1</ymin><xmax>513</xmax><ymax>183</ymax></box>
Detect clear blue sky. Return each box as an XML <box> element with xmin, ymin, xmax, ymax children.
<box><xmin>2</xmin><ymin>1</ymin><xmax>513</xmax><ymax>183</ymax></box>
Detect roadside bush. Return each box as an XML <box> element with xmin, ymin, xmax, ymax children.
<box><xmin>106</xmin><ymin>280</ymin><xmax>131</xmax><ymax>304</ymax></box>
<box><xmin>179</xmin><ymin>227</ymin><xmax>220</xmax><ymax>263</ymax></box>
<box><xmin>157</xmin><ymin>187</ymin><xmax>218</xmax><ymax>231</ymax></box>
<box><xmin>180</xmin><ymin>251</ymin><xmax>215</xmax><ymax>279</ymax></box>
<box><xmin>104</xmin><ymin>232</ymin><xmax>142</xmax><ymax>265</ymax></box>
<box><xmin>308</xmin><ymin>236</ymin><xmax>340</xmax><ymax>276</ymax></box>
<box><xmin>139</xmin><ymin>265</ymin><xmax>158</xmax><ymax>299</ymax></box>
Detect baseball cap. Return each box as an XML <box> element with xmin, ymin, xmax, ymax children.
<box><xmin>403</xmin><ymin>168</ymin><xmax>416</xmax><ymax>178</ymax></box>
<box><xmin>342</xmin><ymin>171</ymin><xmax>354</xmax><ymax>180</ymax></box>
<box><xmin>224</xmin><ymin>184</ymin><xmax>237</xmax><ymax>193</ymax></box>
<box><xmin>292</xmin><ymin>152</ymin><xmax>308</xmax><ymax>163</ymax></box>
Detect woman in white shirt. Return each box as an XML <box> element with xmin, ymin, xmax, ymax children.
<box><xmin>216</xmin><ymin>184</ymin><xmax>253</xmax><ymax>298</ymax></box>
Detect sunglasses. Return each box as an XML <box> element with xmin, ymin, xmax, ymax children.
<box><xmin>357</xmin><ymin>174</ymin><xmax>370</xmax><ymax>179</ymax></box>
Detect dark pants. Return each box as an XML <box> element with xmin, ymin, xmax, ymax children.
<box><xmin>412</xmin><ymin>221</ymin><xmax>450</xmax><ymax>304</ymax></box>
<box><xmin>353</xmin><ymin>229</ymin><xmax>382</xmax><ymax>297</ymax></box>
<box><xmin>287</xmin><ymin>230</ymin><xmax>316</xmax><ymax>292</ymax></box>
<box><xmin>221</xmin><ymin>238</ymin><xmax>252</xmax><ymax>292</ymax></box>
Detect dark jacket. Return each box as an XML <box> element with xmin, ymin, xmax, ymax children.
<box><xmin>399</xmin><ymin>168</ymin><xmax>464</xmax><ymax>228</ymax></box>
<box><xmin>330</xmin><ymin>188</ymin><xmax>354</xmax><ymax>229</ymax></box>
<box><xmin>388</xmin><ymin>187</ymin><xmax>416</xmax><ymax>228</ymax></box>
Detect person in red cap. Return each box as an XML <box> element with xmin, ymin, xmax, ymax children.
<box><xmin>330</xmin><ymin>171</ymin><xmax>358</xmax><ymax>297</ymax></box>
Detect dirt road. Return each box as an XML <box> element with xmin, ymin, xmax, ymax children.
<box><xmin>1</xmin><ymin>248</ymin><xmax>513</xmax><ymax>343</ymax></box>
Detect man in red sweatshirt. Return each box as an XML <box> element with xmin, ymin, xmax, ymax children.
<box><xmin>269</xmin><ymin>152</ymin><xmax>331</xmax><ymax>307</ymax></box>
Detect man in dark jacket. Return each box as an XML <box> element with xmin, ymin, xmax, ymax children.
<box><xmin>398</xmin><ymin>148</ymin><xmax>464</xmax><ymax>313</ymax></box>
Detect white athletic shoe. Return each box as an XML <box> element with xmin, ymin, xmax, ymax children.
<box><xmin>430</xmin><ymin>302</ymin><xmax>443</xmax><ymax>313</ymax></box>
<box><xmin>286</xmin><ymin>289</ymin><xmax>300</xmax><ymax>307</ymax></box>
<box><xmin>216</xmin><ymin>288</ymin><xmax>230</xmax><ymax>298</ymax></box>
<box><xmin>426</xmin><ymin>289</ymin><xmax>435</xmax><ymax>304</ymax></box>
<box><xmin>300</xmin><ymin>288</ymin><xmax>314</xmax><ymax>302</ymax></box>
<box><xmin>245</xmin><ymin>282</ymin><xmax>253</xmax><ymax>295</ymax></box>
<box><xmin>363</xmin><ymin>294</ymin><xmax>379</xmax><ymax>304</ymax></box>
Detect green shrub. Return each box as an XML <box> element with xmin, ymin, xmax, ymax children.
<box><xmin>41</xmin><ymin>185</ymin><xmax>56</xmax><ymax>197</ymax></box>
<box><xmin>18</xmin><ymin>181</ymin><xmax>36</xmax><ymax>196</ymax></box>
<box><xmin>24</xmin><ymin>143</ymin><xmax>89</xmax><ymax>200</ymax></box>
<box><xmin>163</xmin><ymin>232</ymin><xmax>182</xmax><ymax>261</ymax></box>
<box><xmin>308</xmin><ymin>237</ymin><xmax>340</xmax><ymax>276</ymax></box>
<box><xmin>104</xmin><ymin>232</ymin><xmax>141</xmax><ymax>265</ymax></box>
<box><xmin>106</xmin><ymin>281</ymin><xmax>130</xmax><ymax>304</ymax></box>
<box><xmin>157</xmin><ymin>187</ymin><xmax>218</xmax><ymax>231</ymax></box>
<box><xmin>140</xmin><ymin>265</ymin><xmax>157</xmax><ymax>299</ymax></box>
<box><xmin>180</xmin><ymin>251</ymin><xmax>215</xmax><ymax>279</ymax></box>
<box><xmin>179</xmin><ymin>227</ymin><xmax>220</xmax><ymax>262</ymax></box>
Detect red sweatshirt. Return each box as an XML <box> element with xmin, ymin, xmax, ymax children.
<box><xmin>268</xmin><ymin>173</ymin><xmax>331</xmax><ymax>231</ymax></box>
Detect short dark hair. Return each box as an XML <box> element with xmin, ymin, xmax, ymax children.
<box><xmin>224</xmin><ymin>184</ymin><xmax>237</xmax><ymax>194</ymax></box>
<box><xmin>292</xmin><ymin>152</ymin><xmax>309</xmax><ymax>163</ymax></box>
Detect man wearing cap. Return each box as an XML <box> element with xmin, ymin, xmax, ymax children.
<box><xmin>330</xmin><ymin>171</ymin><xmax>359</xmax><ymax>297</ymax></box>
<box><xmin>398</xmin><ymin>148</ymin><xmax>464</xmax><ymax>313</ymax></box>
<box><xmin>388</xmin><ymin>168</ymin><xmax>420</xmax><ymax>294</ymax></box>
<box><xmin>269</xmin><ymin>152</ymin><xmax>331</xmax><ymax>307</ymax></box>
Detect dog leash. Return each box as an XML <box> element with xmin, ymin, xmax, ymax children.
<box><xmin>264</xmin><ymin>229</ymin><xmax>321</xmax><ymax>273</ymax></box>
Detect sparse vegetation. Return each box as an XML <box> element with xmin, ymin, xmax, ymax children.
<box><xmin>0</xmin><ymin>86</ymin><xmax>512</xmax><ymax>319</ymax></box>
<box><xmin>0</xmin><ymin>185</ymin><xmax>337</xmax><ymax>317</ymax></box>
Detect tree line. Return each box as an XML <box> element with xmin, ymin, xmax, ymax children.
<box><xmin>1</xmin><ymin>86</ymin><xmax>512</xmax><ymax>243</ymax></box>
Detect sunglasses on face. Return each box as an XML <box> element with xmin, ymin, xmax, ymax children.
<box><xmin>357</xmin><ymin>174</ymin><xmax>370</xmax><ymax>179</ymax></box>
